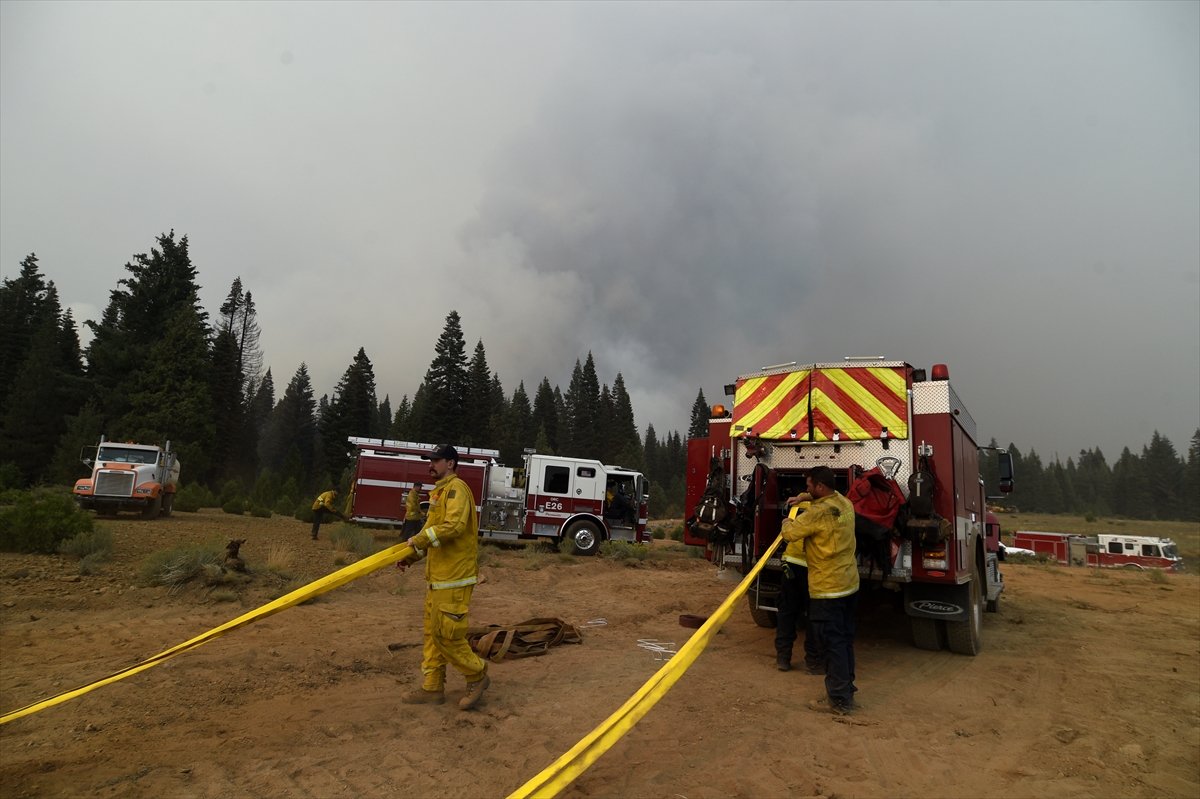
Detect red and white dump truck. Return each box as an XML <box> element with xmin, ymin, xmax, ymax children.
<box><xmin>72</xmin><ymin>437</ymin><xmax>181</xmax><ymax>518</ymax></box>
<box><xmin>684</xmin><ymin>360</ymin><xmax>1014</xmax><ymax>655</ymax></box>
<box><xmin>1011</xmin><ymin>530</ymin><xmax>1183</xmax><ymax>571</ymax></box>
<box><xmin>346</xmin><ymin>437</ymin><xmax>650</xmax><ymax>555</ymax></box>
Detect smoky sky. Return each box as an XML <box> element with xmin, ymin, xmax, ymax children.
<box><xmin>2</xmin><ymin>1</ymin><xmax>1197</xmax><ymax>462</ymax></box>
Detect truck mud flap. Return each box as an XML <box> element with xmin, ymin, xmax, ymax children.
<box><xmin>904</xmin><ymin>582</ymin><xmax>970</xmax><ymax>622</ymax></box>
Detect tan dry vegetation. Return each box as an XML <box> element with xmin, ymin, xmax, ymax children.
<box><xmin>1</xmin><ymin>509</ymin><xmax>1198</xmax><ymax>798</ymax></box>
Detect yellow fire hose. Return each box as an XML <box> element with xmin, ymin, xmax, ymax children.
<box><xmin>506</xmin><ymin>532</ymin><xmax>785</xmax><ymax>799</ymax></box>
<box><xmin>0</xmin><ymin>541</ymin><xmax>416</xmax><ymax>726</ymax></box>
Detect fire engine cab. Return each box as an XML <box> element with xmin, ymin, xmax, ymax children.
<box><xmin>1012</xmin><ymin>530</ymin><xmax>1182</xmax><ymax>571</ymax></box>
<box><xmin>684</xmin><ymin>359</ymin><xmax>1014</xmax><ymax>655</ymax></box>
<box><xmin>346</xmin><ymin>438</ymin><xmax>649</xmax><ymax>556</ymax></box>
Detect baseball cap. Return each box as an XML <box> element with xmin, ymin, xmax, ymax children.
<box><xmin>423</xmin><ymin>444</ymin><xmax>459</xmax><ymax>462</ymax></box>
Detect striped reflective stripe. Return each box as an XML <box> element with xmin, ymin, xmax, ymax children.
<box><xmin>782</xmin><ymin>554</ymin><xmax>808</xmax><ymax>566</ymax></box>
<box><xmin>429</xmin><ymin>576</ymin><xmax>477</xmax><ymax>590</ymax></box>
<box><xmin>426</xmin><ymin>529</ymin><xmax>441</xmax><ymax>547</ymax></box>
<box><xmin>732</xmin><ymin>370</ymin><xmax>810</xmax><ymax>439</ymax></box>
<box><xmin>811</xmin><ymin>367</ymin><xmax>907</xmax><ymax>441</ymax></box>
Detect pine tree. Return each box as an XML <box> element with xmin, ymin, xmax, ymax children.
<box><xmin>0</xmin><ymin>253</ymin><xmax>49</xmax><ymax>411</ymax></box>
<box><xmin>1110</xmin><ymin>447</ymin><xmax>1151</xmax><ymax>519</ymax></box>
<box><xmin>610</xmin><ymin>374</ymin><xmax>642</xmax><ymax>469</ymax></box>
<box><xmin>688</xmin><ymin>389</ymin><xmax>710</xmax><ymax>439</ymax></box>
<box><xmin>209</xmin><ymin>327</ymin><xmax>244</xmax><ymax>483</ymax></box>
<box><xmin>376</xmin><ymin>396</ymin><xmax>393</xmax><ymax>439</ymax></box>
<box><xmin>117</xmin><ymin>305</ymin><xmax>217</xmax><ymax>480</ymax></box>
<box><xmin>643</xmin><ymin>424</ymin><xmax>662</xmax><ymax>486</ymax></box>
<box><xmin>260</xmin><ymin>364</ymin><xmax>319</xmax><ymax>488</ymax></box>
<box><xmin>463</xmin><ymin>340</ymin><xmax>495</xmax><ymax>446</ymax></box>
<box><xmin>48</xmin><ymin>399</ymin><xmax>105</xmax><ymax>484</ymax></box>
<box><xmin>0</xmin><ymin>285</ymin><xmax>89</xmax><ymax>482</ymax></box>
<box><xmin>531</xmin><ymin>378</ymin><xmax>559</xmax><ymax>453</ymax></box>
<box><xmin>597</xmin><ymin>384</ymin><xmax>615</xmax><ymax>462</ymax></box>
<box><xmin>390</xmin><ymin>395</ymin><xmax>413</xmax><ymax>440</ymax></box>
<box><xmin>1182</xmin><ymin>430</ymin><xmax>1200</xmax><ymax>522</ymax></box>
<box><xmin>1142</xmin><ymin>432</ymin><xmax>1184</xmax><ymax>519</ymax></box>
<box><xmin>86</xmin><ymin>232</ymin><xmax>208</xmax><ymax>424</ymax></box>
<box><xmin>321</xmin><ymin>348</ymin><xmax>379</xmax><ymax>479</ymax></box>
<box><xmin>420</xmin><ymin>311</ymin><xmax>469</xmax><ymax>444</ymax></box>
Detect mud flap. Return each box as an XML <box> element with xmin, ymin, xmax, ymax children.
<box><xmin>904</xmin><ymin>581</ymin><xmax>970</xmax><ymax>622</ymax></box>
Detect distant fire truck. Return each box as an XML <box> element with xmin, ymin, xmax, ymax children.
<box><xmin>684</xmin><ymin>360</ymin><xmax>1014</xmax><ymax>655</ymax></box>
<box><xmin>1011</xmin><ymin>530</ymin><xmax>1183</xmax><ymax>571</ymax></box>
<box><xmin>346</xmin><ymin>438</ymin><xmax>649</xmax><ymax>555</ymax></box>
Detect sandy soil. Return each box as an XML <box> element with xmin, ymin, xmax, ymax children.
<box><xmin>1</xmin><ymin>510</ymin><xmax>1198</xmax><ymax>799</ymax></box>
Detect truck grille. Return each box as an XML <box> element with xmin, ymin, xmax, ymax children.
<box><xmin>95</xmin><ymin>471</ymin><xmax>135</xmax><ymax>497</ymax></box>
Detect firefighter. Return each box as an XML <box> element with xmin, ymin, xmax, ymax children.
<box><xmin>783</xmin><ymin>465</ymin><xmax>859</xmax><ymax>715</ymax></box>
<box><xmin>310</xmin><ymin>488</ymin><xmax>345</xmax><ymax>540</ymax></box>
<box><xmin>775</xmin><ymin>489</ymin><xmax>824</xmax><ymax>674</ymax></box>
<box><xmin>398</xmin><ymin>444</ymin><xmax>491</xmax><ymax>710</ymax></box>
<box><xmin>402</xmin><ymin>482</ymin><xmax>427</xmax><ymax>537</ymax></box>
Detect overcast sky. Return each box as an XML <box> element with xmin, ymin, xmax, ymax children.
<box><xmin>2</xmin><ymin>1</ymin><xmax>1197</xmax><ymax>463</ymax></box>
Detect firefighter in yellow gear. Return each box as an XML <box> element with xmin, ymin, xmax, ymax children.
<box><xmin>310</xmin><ymin>489</ymin><xmax>344</xmax><ymax>540</ymax></box>
<box><xmin>399</xmin><ymin>445</ymin><xmax>491</xmax><ymax>710</ymax></box>
<box><xmin>402</xmin><ymin>482</ymin><xmax>426</xmax><ymax>536</ymax></box>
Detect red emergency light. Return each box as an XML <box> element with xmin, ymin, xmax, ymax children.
<box><xmin>931</xmin><ymin>363</ymin><xmax>950</xmax><ymax>381</ymax></box>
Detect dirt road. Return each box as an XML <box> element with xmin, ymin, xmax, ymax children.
<box><xmin>1</xmin><ymin>510</ymin><xmax>1197</xmax><ymax>798</ymax></box>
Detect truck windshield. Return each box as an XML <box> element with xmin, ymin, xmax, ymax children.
<box><xmin>1162</xmin><ymin>544</ymin><xmax>1179</xmax><ymax>559</ymax></box>
<box><xmin>98</xmin><ymin>447</ymin><xmax>156</xmax><ymax>464</ymax></box>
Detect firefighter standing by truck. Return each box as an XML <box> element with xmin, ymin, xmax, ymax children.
<box><xmin>783</xmin><ymin>466</ymin><xmax>859</xmax><ymax>715</ymax></box>
<box><xmin>775</xmin><ymin>490</ymin><xmax>823</xmax><ymax>674</ymax></box>
<box><xmin>398</xmin><ymin>444</ymin><xmax>492</xmax><ymax>710</ymax></box>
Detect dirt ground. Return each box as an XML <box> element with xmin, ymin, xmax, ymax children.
<box><xmin>1</xmin><ymin>510</ymin><xmax>1198</xmax><ymax>799</ymax></box>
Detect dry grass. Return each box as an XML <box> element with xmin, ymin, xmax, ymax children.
<box><xmin>265</xmin><ymin>542</ymin><xmax>296</xmax><ymax>576</ymax></box>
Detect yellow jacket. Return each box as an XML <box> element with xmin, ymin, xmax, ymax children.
<box><xmin>411</xmin><ymin>473</ymin><xmax>479</xmax><ymax>590</ymax></box>
<box><xmin>782</xmin><ymin>500</ymin><xmax>811</xmax><ymax>566</ymax></box>
<box><xmin>312</xmin><ymin>491</ymin><xmax>338</xmax><ymax>512</ymax></box>
<box><xmin>780</xmin><ymin>491</ymin><xmax>858</xmax><ymax>599</ymax></box>
<box><xmin>405</xmin><ymin>486</ymin><xmax>425</xmax><ymax>522</ymax></box>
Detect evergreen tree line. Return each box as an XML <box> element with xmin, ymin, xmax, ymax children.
<box><xmin>0</xmin><ymin>234</ymin><xmax>693</xmax><ymax>515</ymax></box>
<box><xmin>2</xmin><ymin>233</ymin><xmax>1196</xmax><ymax>521</ymax></box>
<box><xmin>980</xmin><ymin>432</ymin><xmax>1200</xmax><ymax>521</ymax></box>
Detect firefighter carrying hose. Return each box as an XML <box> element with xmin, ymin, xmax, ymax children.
<box><xmin>397</xmin><ymin>444</ymin><xmax>491</xmax><ymax>710</ymax></box>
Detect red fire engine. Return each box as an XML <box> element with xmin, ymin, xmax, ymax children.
<box><xmin>1011</xmin><ymin>530</ymin><xmax>1183</xmax><ymax>571</ymax></box>
<box><xmin>346</xmin><ymin>438</ymin><xmax>649</xmax><ymax>555</ymax></box>
<box><xmin>684</xmin><ymin>360</ymin><xmax>1014</xmax><ymax>655</ymax></box>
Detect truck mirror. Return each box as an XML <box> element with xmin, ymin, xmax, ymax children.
<box><xmin>997</xmin><ymin>452</ymin><xmax>1015</xmax><ymax>494</ymax></box>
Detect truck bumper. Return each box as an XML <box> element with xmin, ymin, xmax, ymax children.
<box><xmin>76</xmin><ymin>495</ymin><xmax>150</xmax><ymax>513</ymax></box>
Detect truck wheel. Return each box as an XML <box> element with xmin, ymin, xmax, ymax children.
<box><xmin>946</xmin><ymin>557</ymin><xmax>983</xmax><ymax>655</ymax></box>
<box><xmin>746</xmin><ymin>590</ymin><xmax>777</xmax><ymax>628</ymax></box>
<box><xmin>142</xmin><ymin>495</ymin><xmax>163</xmax><ymax>520</ymax></box>
<box><xmin>566</xmin><ymin>521</ymin><xmax>601</xmax><ymax>556</ymax></box>
<box><xmin>910</xmin><ymin>617</ymin><xmax>945</xmax><ymax>650</ymax></box>
<box><xmin>162</xmin><ymin>493</ymin><xmax>174</xmax><ymax>518</ymax></box>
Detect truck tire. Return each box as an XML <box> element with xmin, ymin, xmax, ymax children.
<box><xmin>162</xmin><ymin>493</ymin><xmax>174</xmax><ymax>518</ymax></box>
<box><xmin>910</xmin><ymin>617</ymin><xmax>945</xmax><ymax>651</ymax></box>
<box><xmin>747</xmin><ymin>592</ymin><xmax>777</xmax><ymax>629</ymax></box>
<box><xmin>946</xmin><ymin>556</ymin><xmax>983</xmax><ymax>655</ymax></box>
<box><xmin>566</xmin><ymin>520</ymin><xmax>601</xmax><ymax>556</ymax></box>
<box><xmin>142</xmin><ymin>495</ymin><xmax>163</xmax><ymax>520</ymax></box>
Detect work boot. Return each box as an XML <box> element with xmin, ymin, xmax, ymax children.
<box><xmin>808</xmin><ymin>696</ymin><xmax>855</xmax><ymax>716</ymax></box>
<box><xmin>400</xmin><ymin>688</ymin><xmax>445</xmax><ymax>705</ymax></box>
<box><xmin>775</xmin><ymin>655</ymin><xmax>792</xmax><ymax>672</ymax></box>
<box><xmin>458</xmin><ymin>674</ymin><xmax>491</xmax><ymax>710</ymax></box>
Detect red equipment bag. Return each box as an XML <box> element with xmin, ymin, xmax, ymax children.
<box><xmin>846</xmin><ymin>467</ymin><xmax>907</xmax><ymax>529</ymax></box>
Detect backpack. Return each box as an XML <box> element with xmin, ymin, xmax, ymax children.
<box><xmin>846</xmin><ymin>467</ymin><xmax>907</xmax><ymax>578</ymax></box>
<box><xmin>686</xmin><ymin>459</ymin><xmax>736</xmax><ymax>544</ymax></box>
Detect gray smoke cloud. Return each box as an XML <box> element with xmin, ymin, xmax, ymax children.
<box><xmin>2</xmin><ymin>1</ymin><xmax>1196</xmax><ymax>461</ymax></box>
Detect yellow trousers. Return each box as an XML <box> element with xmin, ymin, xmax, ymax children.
<box><xmin>421</xmin><ymin>585</ymin><xmax>487</xmax><ymax>692</ymax></box>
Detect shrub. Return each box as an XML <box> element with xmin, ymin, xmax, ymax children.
<box><xmin>140</xmin><ymin>543</ymin><xmax>224</xmax><ymax>592</ymax></box>
<box><xmin>58</xmin><ymin>527</ymin><xmax>114</xmax><ymax>559</ymax></box>
<box><xmin>0</xmin><ymin>462</ymin><xmax>22</xmax><ymax>491</ymax></box>
<box><xmin>218</xmin><ymin>479</ymin><xmax>244</xmax><ymax>505</ymax></box>
<box><xmin>265</xmin><ymin>543</ymin><xmax>296</xmax><ymax>577</ymax></box>
<box><xmin>174</xmin><ymin>483</ymin><xmax>217</xmax><ymax>513</ymax></box>
<box><xmin>329</xmin><ymin>524</ymin><xmax>377</xmax><ymax>558</ymax></box>
<box><xmin>294</xmin><ymin>504</ymin><xmax>314</xmax><ymax>523</ymax></box>
<box><xmin>0</xmin><ymin>489</ymin><xmax>94</xmax><ymax>554</ymax></box>
<box><xmin>210</xmin><ymin>589</ymin><xmax>239</xmax><ymax>603</ymax></box>
<box><xmin>600</xmin><ymin>540</ymin><xmax>650</xmax><ymax>561</ymax></box>
<box><xmin>249</xmin><ymin>505</ymin><xmax>272</xmax><ymax>518</ymax></box>
<box><xmin>78</xmin><ymin>551</ymin><xmax>108</xmax><ymax>575</ymax></box>
<box><xmin>652</xmin><ymin>527</ymin><xmax>666</xmax><ymax>540</ymax></box>
<box><xmin>668</xmin><ymin>525</ymin><xmax>684</xmax><ymax>542</ymax></box>
<box><xmin>1148</xmin><ymin>568</ymin><xmax>1168</xmax><ymax>584</ymax></box>
<box><xmin>222</xmin><ymin>498</ymin><xmax>248</xmax><ymax>515</ymax></box>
